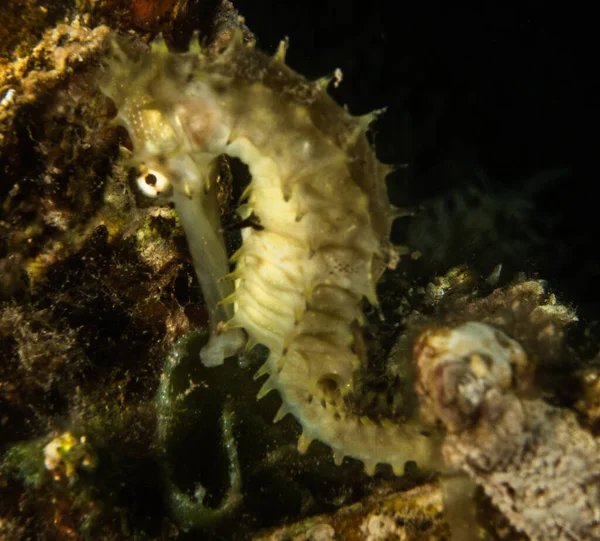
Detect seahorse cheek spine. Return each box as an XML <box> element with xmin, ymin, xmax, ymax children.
<box><xmin>101</xmin><ymin>32</ymin><xmax>441</xmax><ymax>475</ymax></box>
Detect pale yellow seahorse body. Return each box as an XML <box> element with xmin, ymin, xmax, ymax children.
<box><xmin>101</xmin><ymin>31</ymin><xmax>441</xmax><ymax>475</ymax></box>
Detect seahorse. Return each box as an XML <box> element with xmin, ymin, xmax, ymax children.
<box><xmin>100</xmin><ymin>30</ymin><xmax>441</xmax><ymax>475</ymax></box>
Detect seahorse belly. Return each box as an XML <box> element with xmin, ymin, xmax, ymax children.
<box><xmin>101</xmin><ymin>31</ymin><xmax>440</xmax><ymax>475</ymax></box>
<box><xmin>226</xmin><ymin>140</ymin><xmax>439</xmax><ymax>474</ymax></box>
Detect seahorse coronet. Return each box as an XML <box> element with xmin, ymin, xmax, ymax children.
<box><xmin>101</xmin><ymin>29</ymin><xmax>441</xmax><ymax>475</ymax></box>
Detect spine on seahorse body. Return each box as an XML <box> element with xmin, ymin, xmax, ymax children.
<box><xmin>100</xmin><ymin>30</ymin><xmax>441</xmax><ymax>474</ymax></box>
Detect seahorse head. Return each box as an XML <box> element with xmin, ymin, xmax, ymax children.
<box><xmin>100</xmin><ymin>34</ymin><xmax>232</xmax><ymax>203</ymax></box>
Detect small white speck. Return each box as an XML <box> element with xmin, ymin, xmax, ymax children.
<box><xmin>0</xmin><ymin>88</ymin><xmax>16</xmax><ymax>108</ymax></box>
<box><xmin>301</xmin><ymin>139</ymin><xmax>312</xmax><ymax>156</ymax></box>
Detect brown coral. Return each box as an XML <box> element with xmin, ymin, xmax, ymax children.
<box><xmin>415</xmin><ymin>321</ymin><xmax>600</xmax><ymax>541</ymax></box>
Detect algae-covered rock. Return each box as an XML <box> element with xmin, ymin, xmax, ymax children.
<box><xmin>0</xmin><ymin>2</ymin><xmax>246</xmax><ymax>538</ymax></box>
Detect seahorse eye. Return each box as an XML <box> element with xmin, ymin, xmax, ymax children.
<box><xmin>136</xmin><ymin>168</ymin><xmax>171</xmax><ymax>198</ymax></box>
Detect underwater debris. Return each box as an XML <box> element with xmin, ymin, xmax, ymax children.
<box><xmin>415</xmin><ymin>321</ymin><xmax>600</xmax><ymax>541</ymax></box>
<box><xmin>156</xmin><ymin>330</ymin><xmax>243</xmax><ymax>530</ymax></box>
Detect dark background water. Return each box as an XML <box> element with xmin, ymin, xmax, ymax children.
<box><xmin>232</xmin><ymin>0</ymin><xmax>598</xmax><ymax>323</ymax></box>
